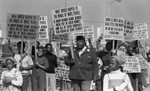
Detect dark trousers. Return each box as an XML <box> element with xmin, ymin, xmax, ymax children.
<box><xmin>31</xmin><ymin>72</ymin><xmax>46</xmax><ymax>91</ymax></box>
<box><xmin>21</xmin><ymin>75</ymin><xmax>29</xmax><ymax>91</ymax></box>
<box><xmin>72</xmin><ymin>80</ymin><xmax>91</xmax><ymax>91</ymax></box>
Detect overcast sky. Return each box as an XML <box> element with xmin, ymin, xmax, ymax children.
<box><xmin>0</xmin><ymin>0</ymin><xmax>150</xmax><ymax>43</ymax></box>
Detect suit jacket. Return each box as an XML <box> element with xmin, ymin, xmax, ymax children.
<box><xmin>65</xmin><ymin>47</ymin><xmax>98</xmax><ymax>80</ymax></box>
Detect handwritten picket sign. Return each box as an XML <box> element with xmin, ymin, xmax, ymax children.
<box><xmin>51</xmin><ymin>6</ymin><xmax>84</xmax><ymax>35</ymax></box>
<box><xmin>123</xmin><ymin>56</ymin><xmax>141</xmax><ymax>73</ymax></box>
<box><xmin>7</xmin><ymin>13</ymin><xmax>39</xmax><ymax>40</ymax></box>
<box><xmin>103</xmin><ymin>17</ymin><xmax>124</xmax><ymax>40</ymax></box>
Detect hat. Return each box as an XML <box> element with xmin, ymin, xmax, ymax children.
<box><xmin>76</xmin><ymin>35</ymin><xmax>85</xmax><ymax>41</ymax></box>
<box><xmin>112</xmin><ymin>56</ymin><xmax>125</xmax><ymax>65</ymax></box>
<box><xmin>5</xmin><ymin>57</ymin><xmax>17</xmax><ymax>64</ymax></box>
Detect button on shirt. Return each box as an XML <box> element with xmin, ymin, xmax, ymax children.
<box><xmin>14</xmin><ymin>54</ymin><xmax>33</xmax><ymax>75</ymax></box>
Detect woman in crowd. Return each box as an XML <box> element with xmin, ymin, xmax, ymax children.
<box><xmin>0</xmin><ymin>57</ymin><xmax>23</xmax><ymax>91</ymax></box>
<box><xmin>31</xmin><ymin>46</ymin><xmax>49</xmax><ymax>91</ymax></box>
<box><xmin>103</xmin><ymin>56</ymin><xmax>133</xmax><ymax>91</ymax></box>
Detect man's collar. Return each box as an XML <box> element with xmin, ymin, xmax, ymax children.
<box><xmin>80</xmin><ymin>46</ymin><xmax>87</xmax><ymax>52</ymax></box>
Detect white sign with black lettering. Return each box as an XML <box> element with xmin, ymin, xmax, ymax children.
<box><xmin>7</xmin><ymin>13</ymin><xmax>39</xmax><ymax>39</ymax></box>
<box><xmin>123</xmin><ymin>56</ymin><xmax>141</xmax><ymax>73</ymax></box>
<box><xmin>133</xmin><ymin>23</ymin><xmax>149</xmax><ymax>40</ymax></box>
<box><xmin>124</xmin><ymin>20</ymin><xmax>134</xmax><ymax>41</ymax></box>
<box><xmin>49</xmin><ymin>28</ymin><xmax>69</xmax><ymax>42</ymax></box>
<box><xmin>97</xmin><ymin>26</ymin><xmax>103</xmax><ymax>39</ymax></box>
<box><xmin>104</xmin><ymin>17</ymin><xmax>124</xmax><ymax>40</ymax></box>
<box><xmin>84</xmin><ymin>25</ymin><xmax>95</xmax><ymax>42</ymax></box>
<box><xmin>51</xmin><ymin>6</ymin><xmax>84</xmax><ymax>35</ymax></box>
<box><xmin>38</xmin><ymin>16</ymin><xmax>49</xmax><ymax>44</ymax></box>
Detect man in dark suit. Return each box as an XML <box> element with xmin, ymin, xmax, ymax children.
<box><xmin>65</xmin><ymin>35</ymin><xmax>98</xmax><ymax>91</ymax></box>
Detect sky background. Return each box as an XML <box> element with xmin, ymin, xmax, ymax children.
<box><xmin>0</xmin><ymin>0</ymin><xmax>150</xmax><ymax>44</ymax></box>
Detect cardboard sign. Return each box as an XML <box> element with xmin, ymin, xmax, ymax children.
<box><xmin>123</xmin><ymin>56</ymin><xmax>141</xmax><ymax>73</ymax></box>
<box><xmin>72</xmin><ymin>25</ymin><xmax>94</xmax><ymax>42</ymax></box>
<box><xmin>51</xmin><ymin>6</ymin><xmax>84</xmax><ymax>35</ymax></box>
<box><xmin>134</xmin><ymin>54</ymin><xmax>147</xmax><ymax>69</ymax></box>
<box><xmin>97</xmin><ymin>26</ymin><xmax>103</xmax><ymax>39</ymax></box>
<box><xmin>49</xmin><ymin>28</ymin><xmax>69</xmax><ymax>42</ymax></box>
<box><xmin>38</xmin><ymin>16</ymin><xmax>49</xmax><ymax>44</ymax></box>
<box><xmin>124</xmin><ymin>20</ymin><xmax>134</xmax><ymax>41</ymax></box>
<box><xmin>55</xmin><ymin>61</ymin><xmax>70</xmax><ymax>81</ymax></box>
<box><xmin>133</xmin><ymin>23</ymin><xmax>149</xmax><ymax>40</ymax></box>
<box><xmin>103</xmin><ymin>17</ymin><xmax>124</xmax><ymax>40</ymax></box>
<box><xmin>84</xmin><ymin>25</ymin><xmax>95</xmax><ymax>42</ymax></box>
<box><xmin>7</xmin><ymin>13</ymin><xmax>39</xmax><ymax>39</ymax></box>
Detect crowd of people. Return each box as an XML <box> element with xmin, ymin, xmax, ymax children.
<box><xmin>0</xmin><ymin>35</ymin><xmax>150</xmax><ymax>91</ymax></box>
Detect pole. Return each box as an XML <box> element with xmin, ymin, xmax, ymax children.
<box><xmin>69</xmin><ymin>33</ymin><xmax>74</xmax><ymax>59</ymax></box>
<box><xmin>20</xmin><ymin>39</ymin><xmax>23</xmax><ymax>66</ymax></box>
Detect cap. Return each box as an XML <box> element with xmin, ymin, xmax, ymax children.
<box><xmin>76</xmin><ymin>35</ymin><xmax>85</xmax><ymax>41</ymax></box>
<box><xmin>112</xmin><ymin>56</ymin><xmax>125</xmax><ymax>66</ymax></box>
<box><xmin>5</xmin><ymin>57</ymin><xmax>17</xmax><ymax>64</ymax></box>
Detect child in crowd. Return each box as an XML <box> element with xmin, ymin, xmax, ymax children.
<box><xmin>0</xmin><ymin>57</ymin><xmax>23</xmax><ymax>91</ymax></box>
<box><xmin>103</xmin><ymin>56</ymin><xmax>133</xmax><ymax>91</ymax></box>
<box><xmin>31</xmin><ymin>46</ymin><xmax>49</xmax><ymax>91</ymax></box>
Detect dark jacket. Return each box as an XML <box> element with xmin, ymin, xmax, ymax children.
<box><xmin>65</xmin><ymin>47</ymin><xmax>98</xmax><ymax>80</ymax></box>
<box><xmin>44</xmin><ymin>52</ymin><xmax>58</xmax><ymax>73</ymax></box>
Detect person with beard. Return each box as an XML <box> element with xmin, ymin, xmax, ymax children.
<box><xmin>31</xmin><ymin>46</ymin><xmax>49</xmax><ymax>91</ymax></box>
<box><xmin>64</xmin><ymin>35</ymin><xmax>98</xmax><ymax>91</ymax></box>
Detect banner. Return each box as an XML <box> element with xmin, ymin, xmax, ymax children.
<box><xmin>123</xmin><ymin>56</ymin><xmax>141</xmax><ymax>73</ymax></box>
<box><xmin>103</xmin><ymin>17</ymin><xmax>124</xmax><ymax>40</ymax></box>
<box><xmin>49</xmin><ymin>28</ymin><xmax>69</xmax><ymax>42</ymax></box>
<box><xmin>133</xmin><ymin>23</ymin><xmax>149</xmax><ymax>40</ymax></box>
<box><xmin>124</xmin><ymin>20</ymin><xmax>134</xmax><ymax>41</ymax></box>
<box><xmin>7</xmin><ymin>13</ymin><xmax>39</xmax><ymax>39</ymax></box>
<box><xmin>38</xmin><ymin>16</ymin><xmax>49</xmax><ymax>44</ymax></box>
<box><xmin>51</xmin><ymin>6</ymin><xmax>84</xmax><ymax>35</ymax></box>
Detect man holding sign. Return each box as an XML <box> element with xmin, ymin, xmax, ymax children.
<box><xmin>65</xmin><ymin>35</ymin><xmax>98</xmax><ymax>91</ymax></box>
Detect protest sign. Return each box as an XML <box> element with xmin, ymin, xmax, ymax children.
<box><xmin>38</xmin><ymin>16</ymin><xmax>49</xmax><ymax>44</ymax></box>
<box><xmin>84</xmin><ymin>25</ymin><xmax>95</xmax><ymax>42</ymax></box>
<box><xmin>134</xmin><ymin>54</ymin><xmax>147</xmax><ymax>69</ymax></box>
<box><xmin>123</xmin><ymin>56</ymin><xmax>141</xmax><ymax>73</ymax></box>
<box><xmin>103</xmin><ymin>17</ymin><xmax>124</xmax><ymax>40</ymax></box>
<box><xmin>51</xmin><ymin>6</ymin><xmax>84</xmax><ymax>35</ymax></box>
<box><xmin>97</xmin><ymin>26</ymin><xmax>103</xmax><ymax>39</ymax></box>
<box><xmin>133</xmin><ymin>23</ymin><xmax>149</xmax><ymax>40</ymax></box>
<box><xmin>7</xmin><ymin>13</ymin><xmax>39</xmax><ymax>40</ymax></box>
<box><xmin>72</xmin><ymin>25</ymin><xmax>94</xmax><ymax>42</ymax></box>
<box><xmin>55</xmin><ymin>61</ymin><xmax>70</xmax><ymax>81</ymax></box>
<box><xmin>49</xmin><ymin>28</ymin><xmax>69</xmax><ymax>42</ymax></box>
<box><xmin>124</xmin><ymin>20</ymin><xmax>134</xmax><ymax>41</ymax></box>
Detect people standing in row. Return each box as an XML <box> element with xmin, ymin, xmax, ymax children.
<box><xmin>31</xmin><ymin>46</ymin><xmax>49</xmax><ymax>91</ymax></box>
<box><xmin>44</xmin><ymin>43</ymin><xmax>58</xmax><ymax>91</ymax></box>
<box><xmin>65</xmin><ymin>35</ymin><xmax>98</xmax><ymax>91</ymax></box>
